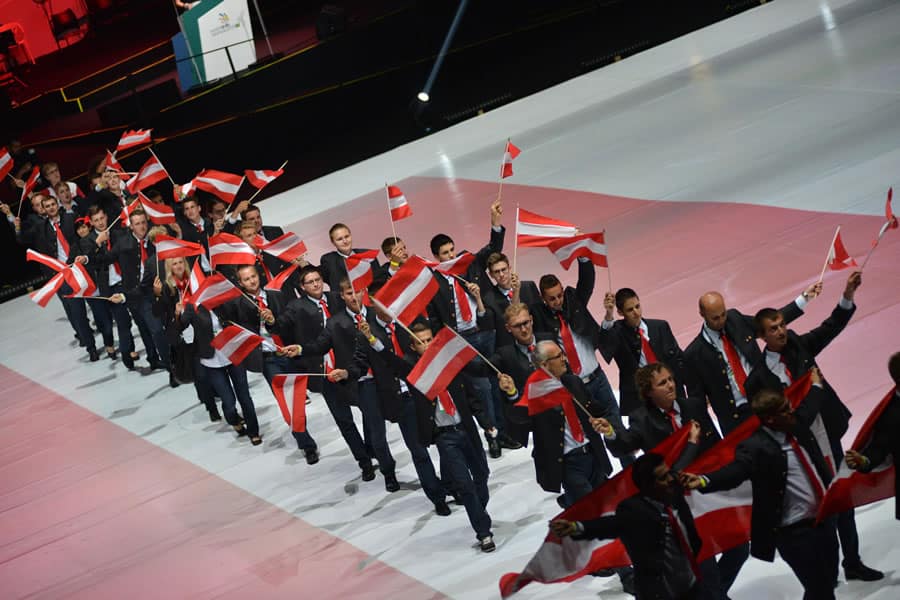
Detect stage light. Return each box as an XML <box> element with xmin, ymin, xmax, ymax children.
<box><xmin>417</xmin><ymin>92</ymin><xmax>430</xmax><ymax>103</ymax></box>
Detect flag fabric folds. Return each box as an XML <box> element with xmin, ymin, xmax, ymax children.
<box><xmin>372</xmin><ymin>256</ymin><xmax>439</xmax><ymax>325</ymax></box>
<box><xmin>137</xmin><ymin>192</ymin><xmax>176</xmax><ymax>224</ymax></box>
<box><xmin>211</xmin><ymin>324</ymin><xmax>264</xmax><ymax>365</ymax></box>
<box><xmin>271</xmin><ymin>374</ymin><xmax>310</xmax><ymax>432</ymax></box>
<box><xmin>127</xmin><ymin>155</ymin><xmax>168</xmax><ymax>195</ymax></box>
<box><xmin>547</xmin><ymin>233</ymin><xmax>608</xmax><ymax>270</ymax></box>
<box><xmin>208</xmin><ymin>232</ymin><xmax>256</xmax><ymax>268</ymax></box>
<box><xmin>193</xmin><ymin>169</ymin><xmax>244</xmax><ymax>203</ymax></box>
<box><xmin>387</xmin><ymin>185</ymin><xmax>412</xmax><ymax>221</ymax></box>
<box><xmin>154</xmin><ymin>234</ymin><xmax>205</xmax><ymax>260</ymax></box>
<box><xmin>516</xmin><ymin>208</ymin><xmax>578</xmax><ymax>247</ymax></box>
<box><xmin>30</xmin><ymin>272</ymin><xmax>67</xmax><ymax>307</ymax></box>
<box><xmin>245</xmin><ymin>168</ymin><xmax>284</xmax><ymax>189</ymax></box>
<box><xmin>0</xmin><ymin>147</ymin><xmax>13</xmax><ymax>179</ymax></box>
<box><xmin>426</xmin><ymin>251</ymin><xmax>476</xmax><ymax>276</ymax></box>
<box><xmin>500</xmin><ymin>140</ymin><xmax>522</xmax><ymax>179</ymax></box>
<box><xmin>264</xmin><ymin>263</ymin><xmax>301</xmax><ymax>292</ymax></box>
<box><xmin>345</xmin><ymin>249</ymin><xmax>380</xmax><ymax>292</ymax></box>
<box><xmin>826</xmin><ymin>228</ymin><xmax>857</xmax><ymax>270</ymax></box>
<box><xmin>259</xmin><ymin>232</ymin><xmax>307</xmax><ymax>262</ymax></box>
<box><xmin>407</xmin><ymin>328</ymin><xmax>476</xmax><ymax>399</ymax></box>
<box><xmin>116</xmin><ymin>129</ymin><xmax>152</xmax><ymax>152</ymax></box>
<box><xmin>188</xmin><ymin>273</ymin><xmax>242</xmax><ymax>309</ymax></box>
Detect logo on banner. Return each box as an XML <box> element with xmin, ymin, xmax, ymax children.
<box><xmin>211</xmin><ymin>11</ymin><xmax>242</xmax><ymax>37</ymax></box>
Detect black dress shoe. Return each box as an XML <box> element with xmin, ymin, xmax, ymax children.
<box><xmin>434</xmin><ymin>500</ymin><xmax>451</xmax><ymax>516</ymax></box>
<box><xmin>479</xmin><ymin>536</ymin><xmax>496</xmax><ymax>553</ymax></box>
<box><xmin>233</xmin><ymin>424</ymin><xmax>248</xmax><ymax>437</ymax></box>
<box><xmin>169</xmin><ymin>372</ymin><xmax>180</xmax><ymax>388</ymax></box>
<box><xmin>486</xmin><ymin>434</ymin><xmax>501</xmax><ymax>459</ymax></box>
<box><xmin>384</xmin><ymin>473</ymin><xmax>400</xmax><ymax>492</ymax></box>
<box><xmin>148</xmin><ymin>359</ymin><xmax>166</xmax><ymax>371</ymax></box>
<box><xmin>844</xmin><ymin>562</ymin><xmax>884</xmax><ymax>581</ymax></box>
<box><xmin>359</xmin><ymin>461</ymin><xmax>376</xmax><ymax>481</ymax></box>
<box><xmin>250</xmin><ymin>435</ymin><xmax>263</xmax><ymax>446</ymax></box>
<box><xmin>122</xmin><ymin>354</ymin><xmax>135</xmax><ymax>370</ymax></box>
<box><xmin>88</xmin><ymin>349</ymin><xmax>100</xmax><ymax>362</ymax></box>
<box><xmin>304</xmin><ymin>449</ymin><xmax>319</xmax><ymax>465</ymax></box>
<box><xmin>106</xmin><ymin>350</ymin><xmax>118</xmax><ymax>360</ymax></box>
<box><xmin>208</xmin><ymin>408</ymin><xmax>222</xmax><ymax>422</ymax></box>
<box><xmin>498</xmin><ymin>433</ymin><xmax>523</xmax><ymax>450</ymax></box>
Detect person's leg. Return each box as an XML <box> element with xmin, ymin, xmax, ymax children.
<box><xmin>322</xmin><ymin>380</ymin><xmax>369</xmax><ymax>464</ymax></box>
<box><xmin>716</xmin><ymin>543</ymin><xmax>749</xmax><ymax>593</ymax></box>
<box><xmin>227</xmin><ymin>364</ymin><xmax>259</xmax><ymax>438</ymax></box>
<box><xmin>262</xmin><ymin>356</ymin><xmax>316</xmax><ymax>450</ymax></box>
<box><xmin>357</xmin><ymin>380</ymin><xmax>395</xmax><ymax>475</ymax></box>
<box><xmin>560</xmin><ymin>451</ymin><xmax>596</xmax><ymax>508</ymax></box>
<box><xmin>140</xmin><ymin>295</ymin><xmax>169</xmax><ymax>368</ymax></box>
<box><xmin>397</xmin><ymin>392</ymin><xmax>443</xmax><ymax>504</ymax></box>
<box><xmin>775</xmin><ymin>521</ymin><xmax>838</xmax><ymax>600</ymax></box>
<box><xmin>437</xmin><ymin>430</ymin><xmax>492</xmax><ymax>541</ymax></box>
<box><xmin>206</xmin><ymin>366</ymin><xmax>241</xmax><ymax>428</ymax></box>
<box><xmin>89</xmin><ymin>299</ymin><xmax>115</xmax><ymax>351</ymax></box>
<box><xmin>585</xmin><ymin>374</ymin><xmax>633</xmax><ymax>468</ymax></box>
<box><xmin>111</xmin><ymin>299</ymin><xmax>134</xmax><ymax>356</ymax></box>
<box><xmin>126</xmin><ymin>294</ymin><xmax>157</xmax><ymax>361</ymax></box>
<box><xmin>460</xmin><ymin>428</ymin><xmax>491</xmax><ymax>509</ymax></box>
<box><xmin>192</xmin><ymin>357</ymin><xmax>219</xmax><ymax>419</ymax></box>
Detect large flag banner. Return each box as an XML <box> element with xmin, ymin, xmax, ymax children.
<box><xmin>271</xmin><ymin>374</ymin><xmax>310</xmax><ymax>433</ymax></box>
<box><xmin>387</xmin><ymin>184</ymin><xmax>412</xmax><ymax>221</ymax></box>
<box><xmin>407</xmin><ymin>328</ymin><xmax>476</xmax><ymax>399</ymax></box>
<box><xmin>116</xmin><ymin>129</ymin><xmax>152</xmax><ymax>152</ymax></box>
<box><xmin>500</xmin><ymin>139</ymin><xmax>522</xmax><ymax>179</ymax></box>
<box><xmin>26</xmin><ymin>248</ymin><xmax>67</xmax><ymax>273</ymax></box>
<box><xmin>208</xmin><ymin>232</ymin><xmax>256</xmax><ymax>268</ymax></box>
<box><xmin>817</xmin><ymin>387</ymin><xmax>897</xmax><ymax>521</ymax></box>
<box><xmin>517</xmin><ymin>208</ymin><xmax>578</xmax><ymax>247</ymax></box>
<box><xmin>547</xmin><ymin>232</ymin><xmax>608</xmax><ymax>270</ymax></box>
<box><xmin>373</xmin><ymin>255</ymin><xmax>439</xmax><ymax>325</ymax></box>
<box><xmin>155</xmin><ymin>235</ymin><xmax>205</xmax><ymax>260</ymax></box>
<box><xmin>193</xmin><ymin>169</ymin><xmax>244</xmax><ymax>203</ymax></box>
<box><xmin>211</xmin><ymin>324</ymin><xmax>263</xmax><ymax>365</ymax></box>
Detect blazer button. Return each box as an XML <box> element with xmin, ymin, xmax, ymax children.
<box><xmin>558</xmin><ymin>458</ymin><xmax>563</xmax><ymax>463</ymax></box>
<box><xmin>733</xmin><ymin>413</ymin><xmax>739</xmax><ymax>419</ymax></box>
<box><xmin>721</xmin><ymin>369</ymin><xmax>727</xmax><ymax>374</ymax></box>
<box><xmin>560</xmin><ymin>427</ymin><xmax>565</xmax><ymax>432</ymax></box>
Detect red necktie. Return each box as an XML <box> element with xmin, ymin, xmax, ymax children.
<box><xmin>139</xmin><ymin>239</ymin><xmax>147</xmax><ymax>264</ymax></box>
<box><xmin>54</xmin><ymin>221</ymin><xmax>70</xmax><ymax>258</ymax></box>
<box><xmin>557</xmin><ymin>314</ymin><xmax>583</xmax><ymax>375</ymax></box>
<box><xmin>780</xmin><ymin>354</ymin><xmax>794</xmax><ymax>383</ymax></box>
<box><xmin>175</xmin><ymin>277</ymin><xmax>188</xmax><ymax>299</ymax></box>
<box><xmin>665</xmin><ymin>506</ymin><xmax>700</xmax><ymax>578</ymax></box>
<box><xmin>437</xmin><ymin>390</ymin><xmax>457</xmax><ymax>416</ymax></box>
<box><xmin>194</xmin><ymin>223</ymin><xmax>203</xmax><ymax>233</ymax></box>
<box><xmin>106</xmin><ymin>239</ymin><xmax>122</xmax><ymax>275</ymax></box>
<box><xmin>786</xmin><ymin>435</ymin><xmax>826</xmax><ymax>499</ymax></box>
<box><xmin>453</xmin><ymin>278</ymin><xmax>473</xmax><ymax>323</ymax></box>
<box><xmin>638</xmin><ymin>327</ymin><xmax>657</xmax><ymax>364</ymax></box>
<box><xmin>387</xmin><ymin>322</ymin><xmax>404</xmax><ymax>357</ymax></box>
<box><xmin>560</xmin><ymin>393</ymin><xmax>585</xmax><ymax>443</ymax></box>
<box><xmin>719</xmin><ymin>330</ymin><xmax>747</xmax><ymax>396</ymax></box>
<box><xmin>505</xmin><ymin>289</ymin><xmax>513</xmax><ymax>302</ymax></box>
<box><xmin>527</xmin><ymin>343</ymin><xmax>536</xmax><ymax>353</ymax></box>
<box><xmin>666</xmin><ymin>408</ymin><xmax>679</xmax><ymax>432</ymax></box>
<box><xmin>256</xmin><ymin>294</ymin><xmax>266</xmax><ymax>313</ymax></box>
<box><xmin>318</xmin><ymin>298</ymin><xmax>331</xmax><ymax>318</ymax></box>
<box><xmin>318</xmin><ymin>298</ymin><xmax>335</xmax><ymax>370</ymax></box>
<box><xmin>256</xmin><ymin>252</ymin><xmax>273</xmax><ymax>282</ymax></box>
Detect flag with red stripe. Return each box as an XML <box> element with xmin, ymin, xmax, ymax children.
<box><xmin>187</xmin><ymin>258</ymin><xmax>206</xmax><ymax>300</ymax></box>
<box><xmin>264</xmin><ymin>262</ymin><xmax>300</xmax><ymax>292</ymax></box>
<box><xmin>63</xmin><ymin>263</ymin><xmax>97</xmax><ymax>298</ymax></box>
<box><xmin>345</xmin><ymin>249</ymin><xmax>380</xmax><ymax>292</ymax></box>
<box><xmin>208</xmin><ymin>232</ymin><xmax>256</xmax><ymax>268</ymax></box>
<box><xmin>189</xmin><ymin>272</ymin><xmax>242</xmax><ymax>309</ymax></box>
<box><xmin>116</xmin><ymin>129</ymin><xmax>152</xmax><ymax>152</ymax></box>
<box><xmin>387</xmin><ymin>184</ymin><xmax>412</xmax><ymax>221</ymax></box>
<box><xmin>29</xmin><ymin>272</ymin><xmax>67</xmax><ymax>307</ymax></box>
<box><xmin>500</xmin><ymin>139</ymin><xmax>521</xmax><ymax>179</ymax></box>
<box><xmin>20</xmin><ymin>166</ymin><xmax>40</xmax><ymax>201</ymax></box>
<box><xmin>174</xmin><ymin>181</ymin><xmax>195</xmax><ymax>203</ymax></box>
<box><xmin>120</xmin><ymin>198</ymin><xmax>140</xmax><ymax>224</ymax></box>
<box><xmin>817</xmin><ymin>387</ymin><xmax>896</xmax><ymax>521</ymax></box>
<box><xmin>154</xmin><ymin>234</ymin><xmax>205</xmax><ymax>260</ymax></box>
<box><xmin>211</xmin><ymin>324</ymin><xmax>263</xmax><ymax>365</ymax></box>
<box><xmin>547</xmin><ymin>232</ymin><xmax>608</xmax><ymax>270</ymax></box>
<box><xmin>127</xmin><ymin>155</ymin><xmax>168</xmax><ymax>195</ymax></box>
<box><xmin>515</xmin><ymin>369</ymin><xmax>572</xmax><ymax>415</ymax></box>
<box><xmin>0</xmin><ymin>147</ymin><xmax>13</xmax><ymax>179</ymax></box>
<box><xmin>193</xmin><ymin>169</ymin><xmax>244</xmax><ymax>203</ymax></box>
<box><xmin>26</xmin><ymin>248</ymin><xmax>66</xmax><ymax>272</ymax></box>
<box><xmin>826</xmin><ymin>227</ymin><xmax>857</xmax><ymax>270</ymax></box>
<box><xmin>259</xmin><ymin>232</ymin><xmax>307</xmax><ymax>262</ymax></box>
<box><xmin>426</xmin><ymin>251</ymin><xmax>476</xmax><ymax>277</ymax></box>
<box><xmin>516</xmin><ymin>208</ymin><xmax>578</xmax><ymax>247</ymax></box>
<box><xmin>407</xmin><ymin>328</ymin><xmax>477</xmax><ymax>399</ymax></box>
<box><xmin>373</xmin><ymin>255</ymin><xmax>439</xmax><ymax>325</ymax></box>
<box><xmin>137</xmin><ymin>192</ymin><xmax>176</xmax><ymax>224</ymax></box>
<box><xmin>271</xmin><ymin>374</ymin><xmax>309</xmax><ymax>432</ymax></box>
<box><xmin>245</xmin><ymin>168</ymin><xmax>283</xmax><ymax>189</ymax></box>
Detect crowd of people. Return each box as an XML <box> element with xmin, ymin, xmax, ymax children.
<box><xmin>2</xmin><ymin>150</ymin><xmax>897</xmax><ymax>600</ymax></box>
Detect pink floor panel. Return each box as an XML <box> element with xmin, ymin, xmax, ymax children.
<box><xmin>0</xmin><ymin>365</ymin><xmax>442</xmax><ymax>600</ymax></box>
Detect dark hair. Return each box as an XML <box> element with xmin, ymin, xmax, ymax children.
<box><xmin>329</xmin><ymin>223</ymin><xmax>350</xmax><ymax>240</ymax></box>
<box><xmin>299</xmin><ymin>265</ymin><xmax>323</xmax><ymax>284</ymax></box>
<box><xmin>129</xmin><ymin>208</ymin><xmax>147</xmax><ymax>223</ymax></box>
<box><xmin>486</xmin><ymin>252</ymin><xmax>510</xmax><ymax>272</ymax></box>
<box><xmin>635</xmin><ymin>363</ymin><xmax>671</xmax><ymax>401</ymax></box>
<box><xmin>753</xmin><ymin>308</ymin><xmax>782</xmax><ymax>337</ymax></box>
<box><xmin>381</xmin><ymin>236</ymin><xmax>401</xmax><ymax>255</ymax></box>
<box><xmin>632</xmin><ymin>453</ymin><xmax>665</xmax><ymax>492</ymax></box>
<box><xmin>410</xmin><ymin>321</ymin><xmax>431</xmax><ymax>334</ymax></box>
<box><xmin>615</xmin><ymin>287</ymin><xmax>638</xmax><ymax>311</ymax></box>
<box><xmin>144</xmin><ymin>188</ymin><xmax>163</xmax><ymax>202</ymax></box>
<box><xmin>538</xmin><ymin>274</ymin><xmax>561</xmax><ymax>294</ymax></box>
<box><xmin>890</xmin><ymin>352</ymin><xmax>900</xmax><ymax>386</ymax></box>
<box><xmin>429</xmin><ymin>233</ymin><xmax>453</xmax><ymax>256</ymax></box>
<box><xmin>87</xmin><ymin>205</ymin><xmax>105</xmax><ymax>217</ymax></box>
<box><xmin>182</xmin><ymin>196</ymin><xmax>201</xmax><ymax>209</ymax></box>
<box><xmin>751</xmin><ymin>387</ymin><xmax>787</xmax><ymax>418</ymax></box>
<box><xmin>236</xmin><ymin>264</ymin><xmax>258</xmax><ymax>278</ymax></box>
<box><xmin>87</xmin><ymin>155</ymin><xmax>105</xmax><ymax>178</ymax></box>
<box><xmin>241</xmin><ymin>205</ymin><xmax>260</xmax><ymax>218</ymax></box>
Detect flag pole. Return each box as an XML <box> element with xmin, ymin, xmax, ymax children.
<box><xmin>103</xmin><ymin>214</ymin><xmax>123</xmax><ymax>232</ymax></box>
<box><xmin>147</xmin><ymin>147</ymin><xmax>176</xmax><ymax>186</ymax></box>
<box><xmin>224</xmin><ymin>176</ymin><xmax>248</xmax><ymax>214</ymax></box>
<box><xmin>386</xmin><ymin>183</ymin><xmax>399</xmax><ymax>243</ymax></box>
<box><xmin>448</xmin><ymin>327</ymin><xmax>502</xmax><ymax>376</ymax></box>
<box><xmin>818</xmin><ymin>225</ymin><xmax>841</xmax><ymax>283</ymax></box>
<box><xmin>604</xmin><ymin>229</ymin><xmax>612</xmax><ymax>292</ymax></box>
<box><xmin>512</xmin><ymin>204</ymin><xmax>519</xmax><ymax>274</ymax></box>
<box><xmin>860</xmin><ymin>224</ymin><xmax>889</xmax><ymax>270</ymax></box>
<box><xmin>496</xmin><ymin>139</ymin><xmax>508</xmax><ymax>202</ymax></box>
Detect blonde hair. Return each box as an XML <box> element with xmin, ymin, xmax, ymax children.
<box><xmin>164</xmin><ymin>256</ymin><xmax>189</xmax><ymax>294</ymax></box>
<box><xmin>146</xmin><ymin>225</ymin><xmax>168</xmax><ymax>242</ymax></box>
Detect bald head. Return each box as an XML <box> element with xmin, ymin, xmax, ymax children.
<box><xmin>699</xmin><ymin>291</ymin><xmax>727</xmax><ymax>331</ymax></box>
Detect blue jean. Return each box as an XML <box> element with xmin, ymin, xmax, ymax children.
<box><xmin>560</xmin><ymin>445</ymin><xmax>608</xmax><ymax>508</ymax></box>
<box><xmin>397</xmin><ymin>391</ymin><xmax>444</xmax><ymax>503</ymax></box>
<box><xmin>206</xmin><ymin>363</ymin><xmax>259</xmax><ymax>437</ymax></box>
<box><xmin>584</xmin><ymin>371</ymin><xmax>633</xmax><ymax>468</ymax></box>
<box><xmin>356</xmin><ymin>379</ymin><xmax>396</xmax><ymax>474</ymax></box>
<box><xmin>88</xmin><ymin>290</ymin><xmax>134</xmax><ymax>355</ymax></box>
<box><xmin>262</xmin><ymin>354</ymin><xmax>317</xmax><ymax>451</ymax></box>
<box><xmin>193</xmin><ymin>354</ymin><xmax>216</xmax><ymax>413</ymax></box>
<box><xmin>435</xmin><ymin>426</ymin><xmax>492</xmax><ymax>540</ymax></box>
<box><xmin>57</xmin><ymin>284</ymin><xmax>95</xmax><ymax>352</ymax></box>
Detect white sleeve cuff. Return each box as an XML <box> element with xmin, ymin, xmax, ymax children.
<box><xmin>794</xmin><ymin>294</ymin><xmax>808</xmax><ymax>310</ymax></box>
<box><xmin>838</xmin><ymin>297</ymin><xmax>854</xmax><ymax>310</ymax></box>
<box><xmin>601</xmin><ymin>319</ymin><xmax>614</xmax><ymax>330</ymax></box>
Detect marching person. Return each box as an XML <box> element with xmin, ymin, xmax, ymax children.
<box><xmin>481</xmin><ymin>252</ymin><xmax>540</xmax><ymax>349</ymax></box>
<box><xmin>319</xmin><ymin>223</ymin><xmax>380</xmax><ymax>291</ymax></box>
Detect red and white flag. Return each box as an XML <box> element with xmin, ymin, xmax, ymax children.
<box><xmin>208</xmin><ymin>232</ymin><xmax>256</xmax><ymax>268</ymax></box>
<box><xmin>516</xmin><ymin>208</ymin><xmax>578</xmax><ymax>247</ymax></box>
<box><xmin>500</xmin><ymin>372</ymin><xmax>814</xmax><ymax>597</ymax></box>
<box><xmin>407</xmin><ymin>328</ymin><xmax>476</xmax><ymax>399</ymax></box>
<box><xmin>0</xmin><ymin>147</ymin><xmax>13</xmax><ymax>179</ymax></box>
<box><xmin>137</xmin><ymin>192</ymin><xmax>176</xmax><ymax>224</ymax></box>
<box><xmin>426</xmin><ymin>251</ymin><xmax>476</xmax><ymax>277</ymax></box>
<box><xmin>173</xmin><ymin>181</ymin><xmax>195</xmax><ymax>203</ymax></box>
<box><xmin>245</xmin><ymin>168</ymin><xmax>283</xmax><ymax>189</ymax></box>
<box><xmin>20</xmin><ymin>166</ymin><xmax>40</xmax><ymax>201</ymax></box>
<box><xmin>26</xmin><ymin>248</ymin><xmax>66</xmax><ymax>272</ymax></box>
<box><xmin>259</xmin><ymin>232</ymin><xmax>307</xmax><ymax>262</ymax></box>
<box><xmin>373</xmin><ymin>255</ymin><xmax>439</xmax><ymax>325</ymax></box>
<box><xmin>116</xmin><ymin>129</ymin><xmax>152</xmax><ymax>152</ymax></box>
<box><xmin>193</xmin><ymin>169</ymin><xmax>244</xmax><ymax>203</ymax></box>
<box><xmin>873</xmin><ymin>187</ymin><xmax>898</xmax><ymax>246</ymax></box>
<box><xmin>548</xmin><ymin>232</ymin><xmax>608</xmax><ymax>270</ymax></box>
<box><xmin>515</xmin><ymin>369</ymin><xmax>572</xmax><ymax>414</ymax></box>
<box><xmin>189</xmin><ymin>272</ymin><xmax>242</xmax><ymax>309</ymax></box>
<box><xmin>211</xmin><ymin>324</ymin><xmax>264</xmax><ymax>365</ymax></box>
<box><xmin>154</xmin><ymin>234</ymin><xmax>205</xmax><ymax>260</ymax></box>
<box><xmin>264</xmin><ymin>262</ymin><xmax>300</xmax><ymax>292</ymax></box>
<box><xmin>271</xmin><ymin>374</ymin><xmax>310</xmax><ymax>432</ymax></box>
<box><xmin>386</xmin><ymin>184</ymin><xmax>412</xmax><ymax>221</ymax></box>
<box><xmin>826</xmin><ymin>227</ymin><xmax>857</xmax><ymax>270</ymax></box>
<box><xmin>817</xmin><ymin>386</ymin><xmax>896</xmax><ymax>522</ymax></box>
<box><xmin>127</xmin><ymin>155</ymin><xmax>168</xmax><ymax>195</ymax></box>
<box><xmin>188</xmin><ymin>258</ymin><xmax>206</xmax><ymax>297</ymax></box>
<box><xmin>63</xmin><ymin>263</ymin><xmax>98</xmax><ymax>298</ymax></box>
<box><xmin>120</xmin><ymin>198</ymin><xmax>140</xmax><ymax>224</ymax></box>
<box><xmin>500</xmin><ymin>139</ymin><xmax>521</xmax><ymax>179</ymax></box>
<box><xmin>345</xmin><ymin>249</ymin><xmax>380</xmax><ymax>292</ymax></box>
<box><xmin>30</xmin><ymin>272</ymin><xmax>67</xmax><ymax>308</ymax></box>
